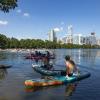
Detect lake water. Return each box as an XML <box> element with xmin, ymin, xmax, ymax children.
<box><xmin>0</xmin><ymin>49</ymin><xmax>100</xmax><ymax>100</ymax></box>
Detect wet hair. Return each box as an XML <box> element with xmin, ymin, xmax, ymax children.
<box><xmin>68</xmin><ymin>60</ymin><xmax>75</xmax><ymax>66</ymax></box>
<box><xmin>65</xmin><ymin>55</ymin><xmax>71</xmax><ymax>61</ymax></box>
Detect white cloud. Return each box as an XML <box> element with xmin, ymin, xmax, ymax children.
<box><xmin>23</xmin><ymin>13</ymin><xmax>30</xmax><ymax>17</ymax></box>
<box><xmin>17</xmin><ymin>9</ymin><xmax>22</xmax><ymax>13</ymax></box>
<box><xmin>54</xmin><ymin>28</ymin><xmax>60</xmax><ymax>32</ymax></box>
<box><xmin>0</xmin><ymin>20</ymin><xmax>8</xmax><ymax>25</ymax></box>
<box><xmin>16</xmin><ymin>10</ymin><xmax>30</xmax><ymax>18</ymax></box>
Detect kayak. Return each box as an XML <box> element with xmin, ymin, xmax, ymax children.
<box><xmin>32</xmin><ymin>64</ymin><xmax>66</xmax><ymax>76</ymax></box>
<box><xmin>25</xmin><ymin>71</ymin><xmax>90</xmax><ymax>87</ymax></box>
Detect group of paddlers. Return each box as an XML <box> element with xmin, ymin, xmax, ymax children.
<box><xmin>26</xmin><ymin>50</ymin><xmax>79</xmax><ymax>78</ymax></box>
<box><xmin>25</xmin><ymin>50</ymin><xmax>55</xmax><ymax>62</ymax></box>
<box><xmin>32</xmin><ymin>51</ymin><xmax>51</xmax><ymax>57</ymax></box>
<box><xmin>41</xmin><ymin>55</ymin><xmax>80</xmax><ymax>79</ymax></box>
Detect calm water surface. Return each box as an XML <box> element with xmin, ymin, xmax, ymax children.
<box><xmin>0</xmin><ymin>49</ymin><xmax>100</xmax><ymax>100</ymax></box>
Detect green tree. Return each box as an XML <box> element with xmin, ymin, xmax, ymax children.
<box><xmin>0</xmin><ymin>34</ymin><xmax>8</xmax><ymax>48</ymax></box>
<box><xmin>9</xmin><ymin>37</ymin><xmax>19</xmax><ymax>48</ymax></box>
<box><xmin>0</xmin><ymin>0</ymin><xmax>17</xmax><ymax>12</ymax></box>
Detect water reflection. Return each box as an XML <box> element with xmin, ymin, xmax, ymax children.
<box><xmin>79</xmin><ymin>49</ymin><xmax>97</xmax><ymax>65</ymax></box>
<box><xmin>0</xmin><ymin>49</ymin><xmax>100</xmax><ymax>100</ymax></box>
<box><xmin>54</xmin><ymin>49</ymin><xmax>100</xmax><ymax>69</ymax></box>
<box><xmin>0</xmin><ymin>52</ymin><xmax>7</xmax><ymax>60</ymax></box>
<box><xmin>65</xmin><ymin>82</ymin><xmax>78</xmax><ymax>97</ymax></box>
<box><xmin>67</xmin><ymin>49</ymin><xmax>99</xmax><ymax>65</ymax></box>
<box><xmin>0</xmin><ymin>68</ymin><xmax>7</xmax><ymax>80</ymax></box>
<box><xmin>72</xmin><ymin>49</ymin><xmax>100</xmax><ymax>68</ymax></box>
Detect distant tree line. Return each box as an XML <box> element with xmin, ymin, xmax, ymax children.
<box><xmin>0</xmin><ymin>34</ymin><xmax>100</xmax><ymax>49</ymax></box>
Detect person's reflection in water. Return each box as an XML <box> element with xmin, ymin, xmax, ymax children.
<box><xmin>65</xmin><ymin>82</ymin><xmax>78</xmax><ymax>97</ymax></box>
<box><xmin>0</xmin><ymin>69</ymin><xmax>7</xmax><ymax>80</ymax></box>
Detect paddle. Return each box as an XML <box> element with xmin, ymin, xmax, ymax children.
<box><xmin>50</xmin><ymin>69</ymin><xmax>66</xmax><ymax>71</ymax></box>
<box><xmin>0</xmin><ymin>65</ymin><xmax>12</xmax><ymax>69</ymax></box>
<box><xmin>32</xmin><ymin>64</ymin><xmax>65</xmax><ymax>72</ymax></box>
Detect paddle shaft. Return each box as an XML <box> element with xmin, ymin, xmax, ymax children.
<box><xmin>50</xmin><ymin>69</ymin><xmax>65</xmax><ymax>71</ymax></box>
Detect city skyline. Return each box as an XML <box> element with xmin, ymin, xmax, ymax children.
<box><xmin>0</xmin><ymin>0</ymin><xmax>100</xmax><ymax>40</ymax></box>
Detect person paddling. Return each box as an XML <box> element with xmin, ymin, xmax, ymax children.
<box><xmin>65</xmin><ymin>55</ymin><xmax>79</xmax><ymax>79</ymax></box>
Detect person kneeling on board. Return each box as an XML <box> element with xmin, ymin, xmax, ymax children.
<box><xmin>65</xmin><ymin>55</ymin><xmax>79</xmax><ymax>79</ymax></box>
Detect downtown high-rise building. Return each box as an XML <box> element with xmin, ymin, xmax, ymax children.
<box><xmin>89</xmin><ymin>32</ymin><xmax>97</xmax><ymax>45</ymax></box>
<box><xmin>82</xmin><ymin>32</ymin><xmax>97</xmax><ymax>45</ymax></box>
<box><xmin>97</xmin><ymin>39</ymin><xmax>100</xmax><ymax>45</ymax></box>
<box><xmin>48</xmin><ymin>29</ymin><xmax>57</xmax><ymax>42</ymax></box>
<box><xmin>66</xmin><ymin>25</ymin><xmax>73</xmax><ymax>44</ymax></box>
<box><xmin>73</xmin><ymin>34</ymin><xmax>83</xmax><ymax>45</ymax></box>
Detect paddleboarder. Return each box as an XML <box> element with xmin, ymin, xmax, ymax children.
<box><xmin>65</xmin><ymin>55</ymin><xmax>79</xmax><ymax>79</ymax></box>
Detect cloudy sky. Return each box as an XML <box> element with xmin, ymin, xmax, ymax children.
<box><xmin>0</xmin><ymin>0</ymin><xmax>100</xmax><ymax>39</ymax></box>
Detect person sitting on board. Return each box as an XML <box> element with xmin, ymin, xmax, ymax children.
<box><xmin>35</xmin><ymin>51</ymin><xmax>39</xmax><ymax>56</ymax></box>
<box><xmin>65</xmin><ymin>55</ymin><xmax>79</xmax><ymax>79</ymax></box>
<box><xmin>46</xmin><ymin>51</ymin><xmax>50</xmax><ymax>57</ymax></box>
<box><xmin>38</xmin><ymin>51</ymin><xmax>41</xmax><ymax>56</ymax></box>
<box><xmin>42</xmin><ymin>55</ymin><xmax>53</xmax><ymax>70</ymax></box>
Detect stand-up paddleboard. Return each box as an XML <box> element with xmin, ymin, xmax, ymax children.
<box><xmin>25</xmin><ymin>71</ymin><xmax>91</xmax><ymax>87</ymax></box>
<box><xmin>32</xmin><ymin>64</ymin><xmax>66</xmax><ymax>76</ymax></box>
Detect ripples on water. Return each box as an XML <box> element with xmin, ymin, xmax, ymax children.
<box><xmin>0</xmin><ymin>49</ymin><xmax>100</xmax><ymax>100</ymax></box>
